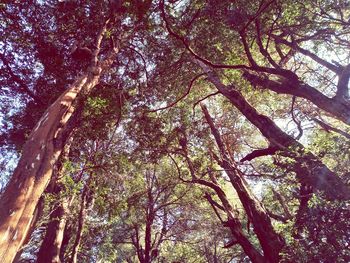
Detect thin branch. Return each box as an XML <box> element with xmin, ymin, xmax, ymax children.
<box><xmin>312</xmin><ymin>118</ymin><xmax>350</xmax><ymax>140</ymax></box>
<box><xmin>161</xmin><ymin>1</ymin><xmax>298</xmax><ymax>80</ymax></box>
<box><xmin>290</xmin><ymin>96</ymin><xmax>303</xmax><ymax>140</ymax></box>
<box><xmin>192</xmin><ymin>91</ymin><xmax>220</xmax><ymax>115</ymax></box>
<box><xmin>147</xmin><ymin>73</ymin><xmax>206</xmax><ymax>112</ymax></box>
<box><xmin>204</xmin><ymin>192</ymin><xmax>225</xmax><ymax>224</ymax></box>
<box><xmin>271</xmin><ymin>34</ymin><xmax>342</xmax><ymax>74</ymax></box>
<box><xmin>127</xmin><ymin>45</ymin><xmax>150</xmax><ymax>84</ymax></box>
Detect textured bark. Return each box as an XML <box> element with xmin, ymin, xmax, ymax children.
<box><xmin>201</xmin><ymin>104</ymin><xmax>284</xmax><ymax>263</ymax></box>
<box><xmin>197</xmin><ymin>60</ymin><xmax>350</xmax><ymax>200</ymax></box>
<box><xmin>0</xmin><ymin>22</ymin><xmax>118</xmax><ymax>262</ymax></box>
<box><xmin>12</xmin><ymin>197</ymin><xmax>44</xmax><ymax>262</ymax></box>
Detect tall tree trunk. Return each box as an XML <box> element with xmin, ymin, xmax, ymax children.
<box><xmin>69</xmin><ymin>184</ymin><xmax>92</xmax><ymax>263</ymax></box>
<box><xmin>12</xmin><ymin>197</ymin><xmax>44</xmax><ymax>263</ymax></box>
<box><xmin>37</xmin><ymin>132</ymin><xmax>75</xmax><ymax>263</ymax></box>
<box><xmin>37</xmin><ymin>196</ymin><xmax>69</xmax><ymax>263</ymax></box>
<box><xmin>144</xmin><ymin>214</ymin><xmax>153</xmax><ymax>263</ymax></box>
<box><xmin>0</xmin><ymin>21</ymin><xmax>118</xmax><ymax>262</ymax></box>
<box><xmin>60</xmin><ymin>222</ymin><xmax>73</xmax><ymax>262</ymax></box>
<box><xmin>204</xmin><ymin>191</ymin><xmax>266</xmax><ymax>263</ymax></box>
<box><xmin>201</xmin><ymin>104</ymin><xmax>284</xmax><ymax>263</ymax></box>
<box><xmin>196</xmin><ymin>60</ymin><xmax>350</xmax><ymax>201</ymax></box>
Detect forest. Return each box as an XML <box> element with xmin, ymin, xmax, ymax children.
<box><xmin>0</xmin><ymin>0</ymin><xmax>349</xmax><ymax>262</ymax></box>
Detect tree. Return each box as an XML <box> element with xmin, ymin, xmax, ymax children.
<box><xmin>1</xmin><ymin>0</ymin><xmax>349</xmax><ymax>262</ymax></box>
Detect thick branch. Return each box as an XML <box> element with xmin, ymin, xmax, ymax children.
<box><xmin>312</xmin><ymin>118</ymin><xmax>350</xmax><ymax>140</ymax></box>
<box><xmin>243</xmin><ymin>71</ymin><xmax>350</xmax><ymax>125</ymax></box>
<box><xmin>271</xmin><ymin>34</ymin><xmax>342</xmax><ymax>74</ymax></box>
<box><xmin>336</xmin><ymin>63</ymin><xmax>350</xmax><ymax>100</ymax></box>
<box><xmin>240</xmin><ymin>146</ymin><xmax>279</xmax><ymax>162</ymax></box>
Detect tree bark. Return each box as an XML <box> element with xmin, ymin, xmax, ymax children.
<box><xmin>59</xmin><ymin>222</ymin><xmax>73</xmax><ymax>262</ymax></box>
<box><xmin>201</xmin><ymin>104</ymin><xmax>284</xmax><ymax>263</ymax></box>
<box><xmin>196</xmin><ymin>60</ymin><xmax>350</xmax><ymax>201</ymax></box>
<box><xmin>37</xmin><ymin>196</ymin><xmax>69</xmax><ymax>263</ymax></box>
<box><xmin>204</xmin><ymin>191</ymin><xmax>266</xmax><ymax>263</ymax></box>
<box><xmin>37</xmin><ymin>131</ymin><xmax>75</xmax><ymax>263</ymax></box>
<box><xmin>0</xmin><ymin>21</ymin><xmax>118</xmax><ymax>262</ymax></box>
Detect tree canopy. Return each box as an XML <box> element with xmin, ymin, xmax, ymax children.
<box><xmin>0</xmin><ymin>0</ymin><xmax>349</xmax><ymax>262</ymax></box>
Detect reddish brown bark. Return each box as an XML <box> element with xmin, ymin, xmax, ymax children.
<box><xmin>0</xmin><ymin>21</ymin><xmax>118</xmax><ymax>262</ymax></box>
<box><xmin>37</xmin><ymin>132</ymin><xmax>75</xmax><ymax>263</ymax></box>
<box><xmin>37</xmin><ymin>196</ymin><xmax>69</xmax><ymax>263</ymax></box>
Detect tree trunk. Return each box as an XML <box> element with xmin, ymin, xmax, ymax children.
<box><xmin>0</xmin><ymin>21</ymin><xmax>118</xmax><ymax>262</ymax></box>
<box><xmin>184</xmin><ymin>154</ymin><xmax>266</xmax><ymax>263</ymax></box>
<box><xmin>201</xmin><ymin>104</ymin><xmax>284</xmax><ymax>263</ymax></box>
<box><xmin>197</xmin><ymin>60</ymin><xmax>350</xmax><ymax>200</ymax></box>
<box><xmin>69</xmin><ymin>184</ymin><xmax>93</xmax><ymax>263</ymax></box>
<box><xmin>37</xmin><ymin>131</ymin><xmax>75</xmax><ymax>263</ymax></box>
<box><xmin>12</xmin><ymin>197</ymin><xmax>44</xmax><ymax>263</ymax></box>
<box><xmin>204</xmin><ymin>191</ymin><xmax>266</xmax><ymax>263</ymax></box>
<box><xmin>37</xmin><ymin>197</ymin><xmax>69</xmax><ymax>263</ymax></box>
<box><xmin>60</xmin><ymin>222</ymin><xmax>73</xmax><ymax>262</ymax></box>
<box><xmin>144</xmin><ymin>214</ymin><xmax>153</xmax><ymax>263</ymax></box>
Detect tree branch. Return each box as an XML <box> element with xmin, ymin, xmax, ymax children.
<box><xmin>335</xmin><ymin>63</ymin><xmax>350</xmax><ymax>100</ymax></box>
<box><xmin>240</xmin><ymin>146</ymin><xmax>279</xmax><ymax>162</ymax></box>
<box><xmin>312</xmin><ymin>118</ymin><xmax>350</xmax><ymax>140</ymax></box>
<box><xmin>271</xmin><ymin>34</ymin><xmax>342</xmax><ymax>74</ymax></box>
<box><xmin>148</xmin><ymin>73</ymin><xmax>205</xmax><ymax>112</ymax></box>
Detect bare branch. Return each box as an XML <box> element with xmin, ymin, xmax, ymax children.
<box><xmin>148</xmin><ymin>73</ymin><xmax>206</xmax><ymax>112</ymax></box>
<box><xmin>312</xmin><ymin>118</ymin><xmax>350</xmax><ymax>140</ymax></box>
<box><xmin>240</xmin><ymin>146</ymin><xmax>279</xmax><ymax>162</ymax></box>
